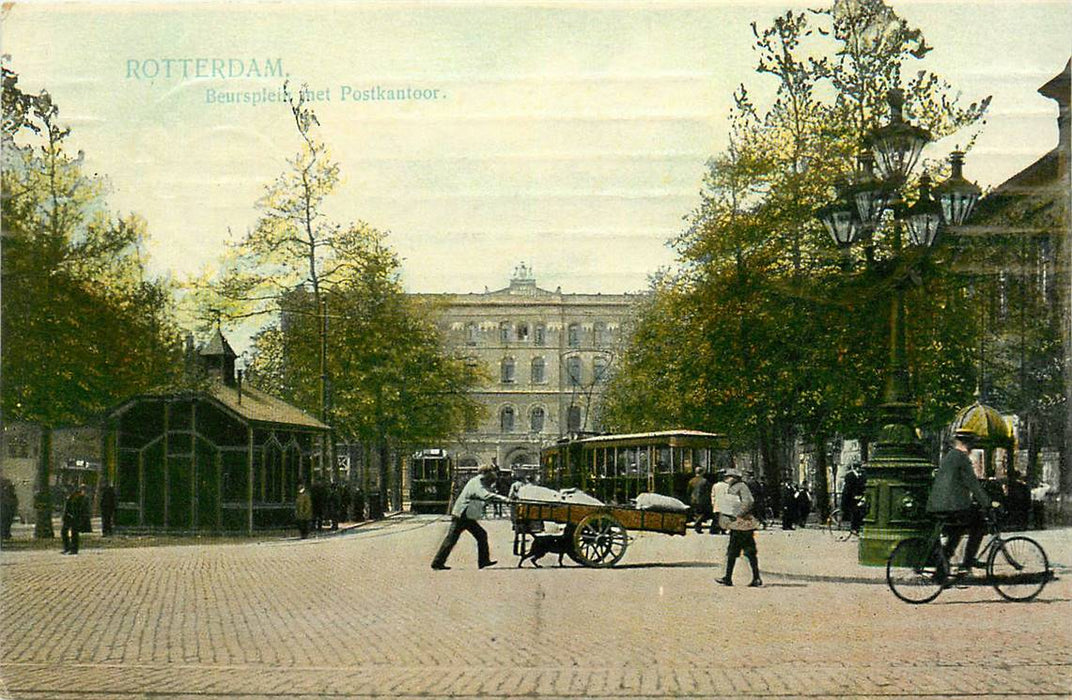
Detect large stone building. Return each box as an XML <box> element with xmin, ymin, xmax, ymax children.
<box><xmin>418</xmin><ymin>264</ymin><xmax>643</xmax><ymax>471</ymax></box>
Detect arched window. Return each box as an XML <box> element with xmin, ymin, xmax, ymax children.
<box><xmin>567</xmin><ymin>323</ymin><xmax>581</xmax><ymax>348</ymax></box>
<box><xmin>594</xmin><ymin>321</ymin><xmax>607</xmax><ymax>346</ymax></box>
<box><xmin>530</xmin><ymin>407</ymin><xmax>545</xmax><ymax>433</ymax></box>
<box><xmin>516</xmin><ymin>323</ymin><xmax>529</xmax><ymax>341</ymax></box>
<box><xmin>500</xmin><ymin>357</ymin><xmax>516</xmax><ymax>383</ymax></box>
<box><xmin>593</xmin><ymin>355</ymin><xmax>609</xmax><ymax>383</ymax></box>
<box><xmin>465</xmin><ymin>322</ymin><xmax>479</xmax><ymax>346</ymax></box>
<box><xmin>567</xmin><ymin>356</ymin><xmax>582</xmax><ymax>386</ymax></box>
<box><xmin>534</xmin><ymin>323</ymin><xmax>546</xmax><ymax>346</ymax></box>
<box><xmin>500</xmin><ymin>407</ymin><xmax>515</xmax><ymax>433</ymax></box>
<box><xmin>499</xmin><ymin>321</ymin><xmax>510</xmax><ymax>343</ymax></box>
<box><xmin>531</xmin><ymin>357</ymin><xmax>545</xmax><ymax>384</ymax></box>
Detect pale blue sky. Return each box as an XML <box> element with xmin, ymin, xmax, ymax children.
<box><xmin>4</xmin><ymin>1</ymin><xmax>1070</xmax><ymax>295</ymax></box>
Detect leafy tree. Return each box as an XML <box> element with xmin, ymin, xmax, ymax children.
<box><xmin>1</xmin><ymin>64</ymin><xmax>182</xmax><ymax>537</ymax></box>
<box><xmin>201</xmin><ymin>84</ymin><xmax>482</xmax><ymax>503</ymax></box>
<box><xmin>605</xmin><ymin>0</ymin><xmax>990</xmax><ymax>515</ymax></box>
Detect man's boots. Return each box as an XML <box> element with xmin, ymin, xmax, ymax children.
<box><xmin>748</xmin><ymin>555</ymin><xmax>763</xmax><ymax>587</ymax></box>
<box><xmin>717</xmin><ymin>557</ymin><xmax>736</xmax><ymax>586</ymax></box>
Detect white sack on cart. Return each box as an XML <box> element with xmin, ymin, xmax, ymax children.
<box><xmin>634</xmin><ymin>492</ymin><xmax>689</xmax><ymax>512</ymax></box>
<box><xmin>560</xmin><ymin>488</ymin><xmax>603</xmax><ymax>506</ymax></box>
<box><xmin>516</xmin><ymin>484</ymin><xmax>566</xmax><ymax>502</ymax></box>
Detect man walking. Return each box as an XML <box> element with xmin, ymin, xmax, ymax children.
<box><xmin>61</xmin><ymin>485</ymin><xmax>88</xmax><ymax>555</ymax></box>
<box><xmin>431</xmin><ymin>466</ymin><xmax>507</xmax><ymax>570</ymax></box>
<box><xmin>715</xmin><ymin>469</ymin><xmax>762</xmax><ymax>587</ymax></box>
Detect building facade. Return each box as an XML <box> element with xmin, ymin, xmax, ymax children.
<box><xmin>951</xmin><ymin>59</ymin><xmax>1070</xmax><ymax>516</ymax></box>
<box><xmin>418</xmin><ymin>264</ymin><xmax>642</xmax><ymax>471</ymax></box>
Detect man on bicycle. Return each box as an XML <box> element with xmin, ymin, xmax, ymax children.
<box><xmin>926</xmin><ymin>429</ymin><xmax>1000</xmax><ymax>573</ymax></box>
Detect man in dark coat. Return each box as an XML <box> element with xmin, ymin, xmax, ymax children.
<box><xmin>780</xmin><ymin>481</ymin><xmax>797</xmax><ymax>530</ymax></box>
<box><xmin>0</xmin><ymin>477</ymin><xmax>17</xmax><ymax>540</ymax></box>
<box><xmin>61</xmin><ymin>485</ymin><xmax>88</xmax><ymax>555</ymax></box>
<box><xmin>926</xmin><ymin>430</ymin><xmax>998</xmax><ymax>571</ymax></box>
<box><xmin>99</xmin><ymin>483</ymin><xmax>117</xmax><ymax>536</ymax></box>
<box><xmin>794</xmin><ymin>482</ymin><xmax>812</xmax><ymax>528</ymax></box>
<box><xmin>687</xmin><ymin>468</ymin><xmax>715</xmax><ymax>534</ymax></box>
<box><xmin>841</xmin><ymin>464</ymin><xmax>865</xmax><ymax>534</ymax></box>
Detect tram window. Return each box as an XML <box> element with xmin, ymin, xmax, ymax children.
<box><xmin>657</xmin><ymin>447</ymin><xmax>672</xmax><ymax>473</ymax></box>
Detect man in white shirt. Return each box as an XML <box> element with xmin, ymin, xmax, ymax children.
<box><xmin>431</xmin><ymin>467</ymin><xmax>508</xmax><ymax>570</ymax></box>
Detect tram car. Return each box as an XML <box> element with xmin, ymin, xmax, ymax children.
<box><xmin>539</xmin><ymin>429</ymin><xmax>731</xmax><ymax>505</ymax></box>
<box><xmin>408</xmin><ymin>449</ymin><xmax>453</xmax><ymax>514</ymax></box>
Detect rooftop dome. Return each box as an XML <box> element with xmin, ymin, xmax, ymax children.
<box><xmin>950</xmin><ymin>399</ymin><xmax>1014</xmax><ymax>448</ymax></box>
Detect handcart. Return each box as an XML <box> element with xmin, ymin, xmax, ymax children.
<box><xmin>511</xmin><ymin>499</ymin><xmax>687</xmax><ymax>568</ymax></box>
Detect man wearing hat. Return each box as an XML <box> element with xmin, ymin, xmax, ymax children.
<box><xmin>431</xmin><ymin>466</ymin><xmax>508</xmax><ymax>570</ymax></box>
<box><xmin>714</xmin><ymin>468</ymin><xmax>762</xmax><ymax>587</ymax></box>
<box><xmin>927</xmin><ymin>429</ymin><xmax>1000</xmax><ymax>572</ymax></box>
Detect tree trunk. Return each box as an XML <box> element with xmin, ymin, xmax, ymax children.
<box><xmin>34</xmin><ymin>425</ymin><xmax>54</xmax><ymax>539</ymax></box>
<box><xmin>378</xmin><ymin>439</ymin><xmax>390</xmax><ymax>513</ymax></box>
<box><xmin>813</xmin><ymin>430</ymin><xmax>830</xmax><ymax>521</ymax></box>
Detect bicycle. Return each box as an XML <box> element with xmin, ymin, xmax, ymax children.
<box><xmin>824</xmin><ymin>508</ymin><xmax>858</xmax><ymax>541</ymax></box>
<box><xmin>885</xmin><ymin>510</ymin><xmax>1053</xmax><ymax>604</ymax></box>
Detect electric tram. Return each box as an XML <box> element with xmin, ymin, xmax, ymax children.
<box><xmin>539</xmin><ymin>429</ymin><xmax>731</xmax><ymax>505</ymax></box>
<box><xmin>408</xmin><ymin>449</ymin><xmax>453</xmax><ymax>514</ymax></box>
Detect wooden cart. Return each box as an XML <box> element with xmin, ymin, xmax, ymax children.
<box><xmin>511</xmin><ymin>499</ymin><xmax>688</xmax><ymax>568</ymax></box>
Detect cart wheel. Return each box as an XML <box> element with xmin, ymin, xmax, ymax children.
<box><xmin>572</xmin><ymin>513</ymin><xmax>628</xmax><ymax>567</ymax></box>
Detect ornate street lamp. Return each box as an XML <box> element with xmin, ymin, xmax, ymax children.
<box><xmin>934</xmin><ymin>150</ymin><xmax>982</xmax><ymax>226</ymax></box>
<box><xmin>866</xmin><ymin>89</ymin><xmax>932</xmax><ymax>183</ymax></box>
<box><xmin>904</xmin><ymin>174</ymin><xmax>943</xmax><ymax>247</ymax></box>
<box><xmin>817</xmin><ymin>90</ymin><xmax>982</xmax><ymax>565</ymax></box>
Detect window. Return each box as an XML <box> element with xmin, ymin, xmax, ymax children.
<box><xmin>531</xmin><ymin>357</ymin><xmax>545</xmax><ymax>384</ymax></box>
<box><xmin>594</xmin><ymin>321</ymin><xmax>607</xmax><ymax>346</ymax></box>
<box><xmin>530</xmin><ymin>407</ymin><xmax>545</xmax><ymax>433</ymax></box>
<box><xmin>567</xmin><ymin>356</ymin><xmax>582</xmax><ymax>386</ymax></box>
<box><xmin>534</xmin><ymin>324</ymin><xmax>546</xmax><ymax>346</ymax></box>
<box><xmin>500</xmin><ymin>407</ymin><xmax>515</xmax><ymax>433</ymax></box>
<box><xmin>593</xmin><ymin>355</ymin><xmax>609</xmax><ymax>383</ymax></box>
<box><xmin>499</xmin><ymin>321</ymin><xmax>510</xmax><ymax>343</ymax></box>
<box><xmin>500</xmin><ymin>357</ymin><xmax>516</xmax><ymax>384</ymax></box>
<box><xmin>567</xmin><ymin>406</ymin><xmax>582</xmax><ymax>432</ymax></box>
<box><xmin>516</xmin><ymin>323</ymin><xmax>529</xmax><ymax>341</ymax></box>
<box><xmin>567</xmin><ymin>323</ymin><xmax>581</xmax><ymax>348</ymax></box>
<box><xmin>466</xmin><ymin>322</ymin><xmax>479</xmax><ymax>346</ymax></box>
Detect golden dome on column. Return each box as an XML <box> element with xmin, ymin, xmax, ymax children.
<box><xmin>950</xmin><ymin>398</ymin><xmax>1014</xmax><ymax>449</ymax></box>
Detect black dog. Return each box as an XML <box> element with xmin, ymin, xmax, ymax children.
<box><xmin>518</xmin><ymin>533</ymin><xmax>571</xmax><ymax>567</ymax></box>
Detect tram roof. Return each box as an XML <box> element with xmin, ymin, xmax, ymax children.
<box><xmin>558</xmin><ymin>429</ymin><xmax>728</xmax><ymax>448</ymax></box>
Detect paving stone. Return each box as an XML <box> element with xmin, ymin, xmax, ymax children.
<box><xmin>1</xmin><ymin>517</ymin><xmax>1069</xmax><ymax>698</ymax></box>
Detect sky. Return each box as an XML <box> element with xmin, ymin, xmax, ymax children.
<box><xmin>3</xmin><ymin>0</ymin><xmax>1071</xmax><ymax>298</ymax></box>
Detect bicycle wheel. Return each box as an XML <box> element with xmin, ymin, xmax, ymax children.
<box><xmin>886</xmin><ymin>537</ymin><xmax>948</xmax><ymax>604</ymax></box>
<box><xmin>988</xmin><ymin>536</ymin><xmax>1050</xmax><ymax>602</ymax></box>
<box><xmin>825</xmin><ymin>509</ymin><xmax>842</xmax><ymax>537</ymax></box>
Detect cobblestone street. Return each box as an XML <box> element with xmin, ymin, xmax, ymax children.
<box><xmin>2</xmin><ymin>516</ymin><xmax>1070</xmax><ymax>699</ymax></box>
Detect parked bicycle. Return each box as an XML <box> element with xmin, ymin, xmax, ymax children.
<box><xmin>885</xmin><ymin>509</ymin><xmax>1053</xmax><ymax>604</ymax></box>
